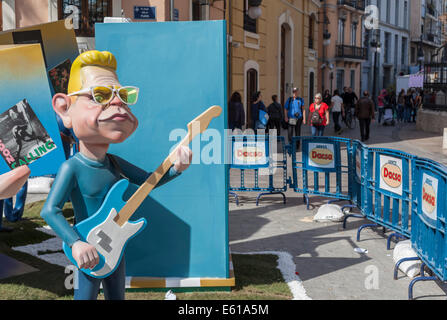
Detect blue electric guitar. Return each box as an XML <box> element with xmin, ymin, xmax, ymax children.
<box><xmin>62</xmin><ymin>106</ymin><xmax>222</xmax><ymax>278</ymax></box>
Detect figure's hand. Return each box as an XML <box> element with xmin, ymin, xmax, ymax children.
<box><xmin>285</xmin><ymin>116</ymin><xmax>288</xmax><ymax>123</ymax></box>
<box><xmin>72</xmin><ymin>241</ymin><xmax>100</xmax><ymax>270</ymax></box>
<box><xmin>174</xmin><ymin>146</ymin><xmax>193</xmax><ymax>173</ymax></box>
<box><xmin>0</xmin><ymin>166</ymin><xmax>30</xmax><ymax>200</ymax></box>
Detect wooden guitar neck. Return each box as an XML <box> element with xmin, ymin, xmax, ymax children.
<box><xmin>114</xmin><ymin>105</ymin><xmax>222</xmax><ymax>226</ymax></box>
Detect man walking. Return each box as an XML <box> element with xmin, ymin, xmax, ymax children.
<box><xmin>284</xmin><ymin>88</ymin><xmax>306</xmax><ymax>150</ymax></box>
<box><xmin>330</xmin><ymin>90</ymin><xmax>344</xmax><ymax>134</ymax></box>
<box><xmin>355</xmin><ymin>91</ymin><xmax>375</xmax><ymax>142</ymax></box>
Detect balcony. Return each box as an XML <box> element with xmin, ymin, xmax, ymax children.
<box><xmin>336</xmin><ymin>45</ymin><xmax>367</xmax><ymax>60</ymax></box>
<box><xmin>337</xmin><ymin>0</ymin><xmax>365</xmax><ymax>11</ymax></box>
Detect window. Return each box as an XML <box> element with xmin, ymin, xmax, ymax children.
<box><xmin>192</xmin><ymin>0</ymin><xmax>207</xmax><ymax>20</ymax></box>
<box><xmin>394</xmin><ymin>34</ymin><xmax>399</xmax><ymax>66</ymax></box>
<box><xmin>58</xmin><ymin>0</ymin><xmax>112</xmax><ymax>37</ymax></box>
<box><xmin>395</xmin><ymin>0</ymin><xmax>399</xmax><ymax>26</ymax></box>
<box><xmin>0</xmin><ymin>0</ymin><xmax>2</xmax><ymax>31</ymax></box>
<box><xmin>336</xmin><ymin>69</ymin><xmax>345</xmax><ymax>93</ymax></box>
<box><xmin>404</xmin><ymin>1</ymin><xmax>408</xmax><ymax>29</ymax></box>
<box><xmin>384</xmin><ymin>32</ymin><xmax>391</xmax><ymax>63</ymax></box>
<box><xmin>401</xmin><ymin>37</ymin><xmax>407</xmax><ymax>65</ymax></box>
<box><xmin>350</xmin><ymin>70</ymin><xmax>355</xmax><ymax>91</ymax></box>
<box><xmin>338</xmin><ymin>19</ymin><xmax>345</xmax><ymax>44</ymax></box>
<box><xmin>351</xmin><ymin>23</ymin><xmax>357</xmax><ymax>46</ymax></box>
<box><xmin>243</xmin><ymin>0</ymin><xmax>257</xmax><ymax>33</ymax></box>
<box><xmin>386</xmin><ymin>0</ymin><xmax>391</xmax><ymax>23</ymax></box>
<box><xmin>309</xmin><ymin>16</ymin><xmax>314</xmax><ymax>49</ymax></box>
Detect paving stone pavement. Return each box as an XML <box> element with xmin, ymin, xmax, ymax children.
<box><xmin>229</xmin><ymin>119</ymin><xmax>447</xmax><ymax>300</ymax></box>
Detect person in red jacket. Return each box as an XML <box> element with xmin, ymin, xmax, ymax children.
<box><xmin>308</xmin><ymin>93</ymin><xmax>330</xmax><ymax>136</ymax></box>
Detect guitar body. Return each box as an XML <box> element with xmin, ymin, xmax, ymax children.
<box><xmin>62</xmin><ymin>179</ymin><xmax>147</xmax><ymax>279</ymax></box>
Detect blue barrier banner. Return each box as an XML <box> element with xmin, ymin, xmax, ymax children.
<box><xmin>366</xmin><ymin>148</ymin><xmax>414</xmax><ymax>237</ymax></box>
<box><xmin>229</xmin><ymin>135</ymin><xmax>287</xmax><ymax>194</ymax></box>
<box><xmin>291</xmin><ymin>137</ymin><xmax>352</xmax><ymax>207</ymax></box>
<box><xmin>231</xmin><ymin>135</ymin><xmax>269</xmax><ymax>169</ymax></box>
<box><xmin>303</xmin><ymin>140</ymin><xmax>339</xmax><ymax>173</ymax></box>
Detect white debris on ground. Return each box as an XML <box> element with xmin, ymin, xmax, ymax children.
<box><xmin>12</xmin><ymin>226</ymin><xmax>71</xmax><ymax>268</ymax></box>
<box><xmin>232</xmin><ymin>251</ymin><xmax>311</xmax><ymax>300</ymax></box>
<box><xmin>313</xmin><ymin>204</ymin><xmax>345</xmax><ymax>222</ymax></box>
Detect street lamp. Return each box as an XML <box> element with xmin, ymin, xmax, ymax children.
<box><xmin>371</xmin><ymin>30</ymin><xmax>381</xmax><ymax>106</ymax></box>
<box><xmin>418</xmin><ymin>42</ymin><xmax>425</xmax><ymax>72</ymax></box>
<box><xmin>322</xmin><ymin>29</ymin><xmax>331</xmax><ymax>93</ymax></box>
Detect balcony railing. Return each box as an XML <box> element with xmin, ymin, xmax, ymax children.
<box><xmin>337</xmin><ymin>0</ymin><xmax>366</xmax><ymax>11</ymax></box>
<box><xmin>336</xmin><ymin>45</ymin><xmax>367</xmax><ymax>60</ymax></box>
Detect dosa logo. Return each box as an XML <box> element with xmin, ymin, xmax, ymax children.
<box><xmin>235</xmin><ymin>147</ymin><xmax>264</xmax><ymax>162</ymax></box>
<box><xmin>381</xmin><ymin>161</ymin><xmax>402</xmax><ymax>188</ymax></box>
<box><xmin>310</xmin><ymin>146</ymin><xmax>334</xmax><ymax>166</ymax></box>
<box><xmin>422</xmin><ymin>179</ymin><xmax>436</xmax><ymax>214</ymax></box>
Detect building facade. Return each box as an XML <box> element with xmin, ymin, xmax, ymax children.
<box><xmin>318</xmin><ymin>0</ymin><xmax>366</xmax><ymax>99</ymax></box>
<box><xmin>360</xmin><ymin>0</ymin><xmax>411</xmax><ymax>100</ymax></box>
<box><xmin>227</xmin><ymin>0</ymin><xmax>320</xmax><ymax>128</ymax></box>
<box><xmin>1</xmin><ymin>0</ymin><xmax>320</xmax><ymax>130</ymax></box>
<box><xmin>410</xmin><ymin>0</ymin><xmax>444</xmax><ymax>71</ymax></box>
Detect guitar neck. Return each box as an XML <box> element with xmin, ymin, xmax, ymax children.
<box><xmin>113</xmin><ymin>105</ymin><xmax>222</xmax><ymax>227</ymax></box>
<box><xmin>113</xmin><ymin>138</ymin><xmax>188</xmax><ymax>226</ymax></box>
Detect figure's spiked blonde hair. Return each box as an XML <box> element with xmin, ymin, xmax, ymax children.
<box><xmin>67</xmin><ymin>50</ymin><xmax>117</xmax><ymax>94</ymax></box>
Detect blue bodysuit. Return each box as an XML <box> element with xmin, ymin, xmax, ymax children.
<box><xmin>40</xmin><ymin>152</ymin><xmax>180</xmax><ymax>299</ymax></box>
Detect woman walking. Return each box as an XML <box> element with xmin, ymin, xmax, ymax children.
<box><xmin>228</xmin><ymin>91</ymin><xmax>245</xmax><ymax>131</ymax></box>
<box><xmin>308</xmin><ymin>93</ymin><xmax>330</xmax><ymax>137</ymax></box>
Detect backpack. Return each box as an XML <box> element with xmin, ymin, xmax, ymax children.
<box><xmin>310</xmin><ymin>104</ymin><xmax>324</xmax><ymax>126</ymax></box>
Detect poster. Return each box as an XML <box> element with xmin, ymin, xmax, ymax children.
<box><xmin>307</xmin><ymin>142</ymin><xmax>336</xmax><ymax>170</ymax></box>
<box><xmin>48</xmin><ymin>59</ymin><xmax>71</xmax><ymax>94</ymax></box>
<box><xmin>0</xmin><ymin>99</ymin><xmax>57</xmax><ymax>169</ymax></box>
<box><xmin>421</xmin><ymin>173</ymin><xmax>438</xmax><ymax>221</ymax></box>
<box><xmin>379</xmin><ymin>155</ymin><xmax>403</xmax><ymax>196</ymax></box>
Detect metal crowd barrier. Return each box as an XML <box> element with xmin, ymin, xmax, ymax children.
<box><xmin>290</xmin><ymin>136</ymin><xmax>353</xmax><ymax>210</ymax></box>
<box><xmin>228</xmin><ymin>134</ymin><xmax>447</xmax><ymax>299</ymax></box>
<box><xmin>229</xmin><ymin>135</ymin><xmax>289</xmax><ymax>206</ymax></box>
<box><xmin>406</xmin><ymin>157</ymin><xmax>447</xmax><ymax>299</ymax></box>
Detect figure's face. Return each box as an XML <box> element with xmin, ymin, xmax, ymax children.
<box><xmin>68</xmin><ymin>66</ymin><xmax>138</xmax><ymax>145</ymax></box>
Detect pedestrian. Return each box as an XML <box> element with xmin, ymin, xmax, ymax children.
<box><xmin>330</xmin><ymin>89</ymin><xmax>344</xmax><ymax>134</ymax></box>
<box><xmin>284</xmin><ymin>87</ymin><xmax>306</xmax><ymax>149</ymax></box>
<box><xmin>355</xmin><ymin>91</ymin><xmax>375</xmax><ymax>142</ymax></box>
<box><xmin>403</xmin><ymin>89</ymin><xmax>414</xmax><ymax>123</ymax></box>
<box><xmin>342</xmin><ymin>87</ymin><xmax>358</xmax><ymax>127</ymax></box>
<box><xmin>412</xmin><ymin>89</ymin><xmax>422</xmax><ymax>123</ymax></box>
<box><xmin>377</xmin><ymin>89</ymin><xmax>387</xmax><ymax>124</ymax></box>
<box><xmin>323</xmin><ymin>89</ymin><xmax>332</xmax><ymax>106</ymax></box>
<box><xmin>397</xmin><ymin>89</ymin><xmax>405</xmax><ymax>122</ymax></box>
<box><xmin>267</xmin><ymin>95</ymin><xmax>283</xmax><ymax>135</ymax></box>
<box><xmin>228</xmin><ymin>91</ymin><xmax>245</xmax><ymax>131</ymax></box>
<box><xmin>308</xmin><ymin>93</ymin><xmax>330</xmax><ymax>137</ymax></box>
<box><xmin>250</xmin><ymin>91</ymin><xmax>267</xmax><ymax>131</ymax></box>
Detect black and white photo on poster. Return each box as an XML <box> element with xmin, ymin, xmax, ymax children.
<box><xmin>0</xmin><ymin>99</ymin><xmax>57</xmax><ymax>169</ymax></box>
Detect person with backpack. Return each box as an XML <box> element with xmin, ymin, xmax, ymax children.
<box><xmin>284</xmin><ymin>87</ymin><xmax>306</xmax><ymax>150</ymax></box>
<box><xmin>308</xmin><ymin>93</ymin><xmax>330</xmax><ymax>137</ymax></box>
<box><xmin>251</xmin><ymin>91</ymin><xmax>267</xmax><ymax>131</ymax></box>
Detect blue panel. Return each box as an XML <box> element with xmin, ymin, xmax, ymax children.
<box><xmin>95</xmin><ymin>21</ymin><xmax>228</xmax><ymax>278</ymax></box>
